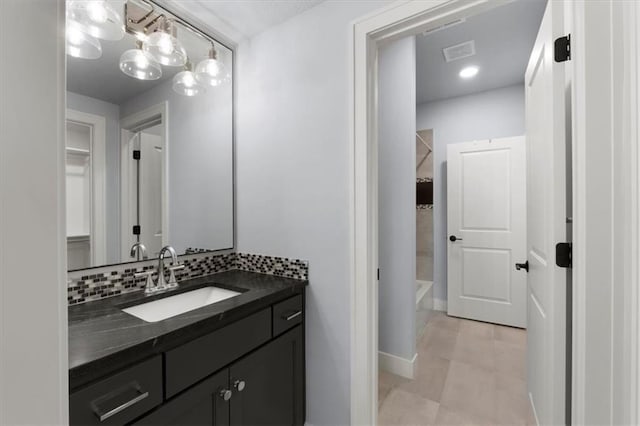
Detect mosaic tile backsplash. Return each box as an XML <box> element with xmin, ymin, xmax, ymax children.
<box><xmin>67</xmin><ymin>252</ymin><xmax>309</xmax><ymax>305</ymax></box>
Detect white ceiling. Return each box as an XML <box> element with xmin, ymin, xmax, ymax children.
<box><xmin>181</xmin><ymin>0</ymin><xmax>326</xmax><ymax>39</ymax></box>
<box><xmin>416</xmin><ymin>0</ymin><xmax>547</xmax><ymax>104</ymax></box>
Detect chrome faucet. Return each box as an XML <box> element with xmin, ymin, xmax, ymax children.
<box><xmin>157</xmin><ymin>246</ymin><xmax>184</xmax><ymax>290</ymax></box>
<box><xmin>130</xmin><ymin>242</ymin><xmax>148</xmax><ymax>260</ymax></box>
<box><xmin>134</xmin><ymin>245</ymin><xmax>184</xmax><ymax>294</ymax></box>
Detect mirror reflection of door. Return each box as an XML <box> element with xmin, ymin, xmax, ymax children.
<box><xmin>137</xmin><ymin>125</ymin><xmax>164</xmax><ymax>258</ymax></box>
<box><xmin>65</xmin><ymin>110</ymin><xmax>106</xmax><ymax>270</ymax></box>
<box><xmin>121</xmin><ymin>111</ymin><xmax>167</xmax><ymax>263</ymax></box>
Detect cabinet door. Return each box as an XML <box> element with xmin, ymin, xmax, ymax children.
<box><xmin>133</xmin><ymin>369</ymin><xmax>230</xmax><ymax>426</ymax></box>
<box><xmin>230</xmin><ymin>326</ymin><xmax>304</xmax><ymax>426</ymax></box>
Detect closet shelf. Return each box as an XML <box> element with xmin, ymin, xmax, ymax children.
<box><xmin>66</xmin><ymin>147</ymin><xmax>90</xmax><ymax>155</ymax></box>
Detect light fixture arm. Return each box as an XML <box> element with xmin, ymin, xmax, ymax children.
<box><xmin>126</xmin><ymin>0</ymin><xmax>155</xmax><ymax>25</ymax></box>
<box><xmin>208</xmin><ymin>44</ymin><xmax>218</xmax><ymax>60</ymax></box>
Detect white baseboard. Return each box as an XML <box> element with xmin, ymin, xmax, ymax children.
<box><xmin>433</xmin><ymin>297</ymin><xmax>447</xmax><ymax>312</ymax></box>
<box><xmin>379</xmin><ymin>351</ymin><xmax>417</xmax><ymax>379</ymax></box>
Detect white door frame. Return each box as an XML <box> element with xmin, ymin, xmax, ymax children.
<box><xmin>66</xmin><ymin>108</ymin><xmax>107</xmax><ymax>266</ymax></box>
<box><xmin>570</xmin><ymin>1</ymin><xmax>640</xmax><ymax>424</ymax></box>
<box><xmin>350</xmin><ymin>1</ymin><xmax>513</xmax><ymax>423</ymax></box>
<box><xmin>120</xmin><ymin>102</ymin><xmax>169</xmax><ymax>261</ymax></box>
<box><xmin>350</xmin><ymin>0</ymin><xmax>640</xmax><ymax>424</ymax></box>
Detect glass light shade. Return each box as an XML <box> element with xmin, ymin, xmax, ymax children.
<box><xmin>195</xmin><ymin>57</ymin><xmax>227</xmax><ymax>87</ymax></box>
<box><xmin>66</xmin><ymin>21</ymin><xmax>102</xmax><ymax>59</ymax></box>
<box><xmin>119</xmin><ymin>48</ymin><xmax>162</xmax><ymax>80</ymax></box>
<box><xmin>143</xmin><ymin>30</ymin><xmax>187</xmax><ymax>67</ymax></box>
<box><xmin>173</xmin><ymin>70</ymin><xmax>205</xmax><ymax>96</ymax></box>
<box><xmin>67</xmin><ymin>0</ymin><xmax>124</xmax><ymax>41</ymax></box>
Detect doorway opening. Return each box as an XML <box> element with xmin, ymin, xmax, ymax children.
<box><xmin>373</xmin><ymin>0</ymin><xmax>557</xmax><ymax>424</ymax></box>
<box><xmin>65</xmin><ymin>109</ymin><xmax>107</xmax><ymax>270</ymax></box>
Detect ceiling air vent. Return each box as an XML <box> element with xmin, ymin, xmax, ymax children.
<box><xmin>442</xmin><ymin>40</ymin><xmax>476</xmax><ymax>63</ymax></box>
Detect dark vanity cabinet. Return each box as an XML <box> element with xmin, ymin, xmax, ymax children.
<box><xmin>70</xmin><ymin>292</ymin><xmax>305</xmax><ymax>426</ymax></box>
<box><xmin>229</xmin><ymin>326</ymin><xmax>304</xmax><ymax>426</ymax></box>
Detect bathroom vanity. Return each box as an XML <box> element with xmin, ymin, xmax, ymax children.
<box><xmin>69</xmin><ymin>270</ymin><xmax>306</xmax><ymax>425</ymax></box>
<box><xmin>65</xmin><ymin>2</ymin><xmax>308</xmax><ymax>424</ymax></box>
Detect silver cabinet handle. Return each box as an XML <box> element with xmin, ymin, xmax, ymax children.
<box><xmin>220</xmin><ymin>389</ymin><xmax>233</xmax><ymax>401</ymax></box>
<box><xmin>94</xmin><ymin>390</ymin><xmax>149</xmax><ymax>422</ymax></box>
<box><xmin>283</xmin><ymin>311</ymin><xmax>302</xmax><ymax>321</ymax></box>
<box><xmin>234</xmin><ymin>380</ymin><xmax>246</xmax><ymax>392</ymax></box>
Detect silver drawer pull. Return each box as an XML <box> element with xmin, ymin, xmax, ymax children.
<box><xmin>94</xmin><ymin>390</ymin><xmax>149</xmax><ymax>422</ymax></box>
<box><xmin>283</xmin><ymin>311</ymin><xmax>302</xmax><ymax>321</ymax></box>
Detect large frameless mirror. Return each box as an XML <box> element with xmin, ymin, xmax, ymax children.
<box><xmin>65</xmin><ymin>0</ymin><xmax>234</xmax><ymax>271</ymax></box>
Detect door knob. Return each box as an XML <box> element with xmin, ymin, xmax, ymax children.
<box><xmin>219</xmin><ymin>389</ymin><xmax>233</xmax><ymax>401</ymax></box>
<box><xmin>233</xmin><ymin>380</ymin><xmax>246</xmax><ymax>392</ymax></box>
<box><xmin>515</xmin><ymin>261</ymin><xmax>529</xmax><ymax>272</ymax></box>
<box><xmin>449</xmin><ymin>235</ymin><xmax>463</xmax><ymax>242</ymax></box>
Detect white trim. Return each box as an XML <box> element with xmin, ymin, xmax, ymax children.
<box><xmin>66</xmin><ymin>109</ymin><xmax>107</xmax><ymax>266</ymax></box>
<box><xmin>350</xmin><ymin>1</ymin><xmax>509</xmax><ymax>424</ymax></box>
<box><xmin>633</xmin><ymin>3</ymin><xmax>640</xmax><ymax>422</ymax></box>
<box><xmin>433</xmin><ymin>297</ymin><xmax>447</xmax><ymax>312</ymax></box>
<box><xmin>120</xmin><ymin>102</ymin><xmax>169</xmax><ymax>261</ymax></box>
<box><xmin>1</xmin><ymin>0</ymin><xmax>67</xmax><ymax>422</ymax></box>
<box><xmin>378</xmin><ymin>351</ymin><xmax>417</xmax><ymax>380</ymax></box>
<box><xmin>570</xmin><ymin>1</ymin><xmax>640</xmax><ymax>423</ymax></box>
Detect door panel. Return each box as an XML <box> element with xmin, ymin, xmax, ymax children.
<box><xmin>461</xmin><ymin>248</ymin><xmax>511</xmax><ymax>302</ymax></box>
<box><xmin>447</xmin><ymin>137</ymin><xmax>526</xmax><ymax>327</ymax></box>
<box><xmin>139</xmin><ymin>132</ymin><xmax>164</xmax><ymax>257</ymax></box>
<box><xmin>133</xmin><ymin>369</ymin><xmax>229</xmax><ymax>426</ymax></box>
<box><xmin>230</xmin><ymin>326</ymin><xmax>304</xmax><ymax>426</ymax></box>
<box><xmin>461</xmin><ymin>149</ymin><xmax>511</xmax><ymax>231</ymax></box>
<box><xmin>524</xmin><ymin>1</ymin><xmax>568</xmax><ymax>424</ymax></box>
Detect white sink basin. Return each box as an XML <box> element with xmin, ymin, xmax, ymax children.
<box><xmin>122</xmin><ymin>286</ymin><xmax>241</xmax><ymax>323</ymax></box>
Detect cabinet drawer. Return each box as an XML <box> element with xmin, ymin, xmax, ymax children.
<box><xmin>165</xmin><ymin>308</ymin><xmax>271</xmax><ymax>398</ymax></box>
<box><xmin>272</xmin><ymin>295</ymin><xmax>303</xmax><ymax>336</ymax></box>
<box><xmin>70</xmin><ymin>356</ymin><xmax>162</xmax><ymax>426</ymax></box>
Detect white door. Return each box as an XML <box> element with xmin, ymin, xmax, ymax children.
<box><xmin>447</xmin><ymin>137</ymin><xmax>527</xmax><ymax>327</ymax></box>
<box><xmin>524</xmin><ymin>1</ymin><xmax>568</xmax><ymax>425</ymax></box>
<box><xmin>139</xmin><ymin>131</ymin><xmax>164</xmax><ymax>257</ymax></box>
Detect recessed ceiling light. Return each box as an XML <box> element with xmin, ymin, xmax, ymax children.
<box><xmin>459</xmin><ymin>66</ymin><xmax>479</xmax><ymax>79</ymax></box>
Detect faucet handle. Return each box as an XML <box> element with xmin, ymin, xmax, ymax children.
<box><xmin>135</xmin><ymin>270</ymin><xmax>157</xmax><ymax>294</ymax></box>
<box><xmin>167</xmin><ymin>264</ymin><xmax>185</xmax><ymax>288</ymax></box>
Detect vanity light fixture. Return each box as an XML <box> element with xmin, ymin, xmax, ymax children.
<box><xmin>67</xmin><ymin>0</ymin><xmax>125</xmax><ymax>41</ymax></box>
<box><xmin>195</xmin><ymin>44</ymin><xmax>226</xmax><ymax>87</ymax></box>
<box><xmin>120</xmin><ymin>40</ymin><xmax>162</xmax><ymax>80</ymax></box>
<box><xmin>173</xmin><ymin>62</ymin><xmax>205</xmax><ymax>96</ymax></box>
<box><xmin>143</xmin><ymin>17</ymin><xmax>187</xmax><ymax>67</ymax></box>
<box><xmin>66</xmin><ymin>21</ymin><xmax>103</xmax><ymax>59</ymax></box>
<box><xmin>459</xmin><ymin>65</ymin><xmax>479</xmax><ymax>79</ymax></box>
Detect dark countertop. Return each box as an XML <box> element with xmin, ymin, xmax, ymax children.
<box><xmin>69</xmin><ymin>270</ymin><xmax>307</xmax><ymax>391</ymax></box>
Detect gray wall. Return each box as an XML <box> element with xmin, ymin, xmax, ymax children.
<box><xmin>0</xmin><ymin>0</ymin><xmax>68</xmax><ymax>423</ymax></box>
<box><xmin>119</xmin><ymin>77</ymin><xmax>234</xmax><ymax>254</ymax></box>
<box><xmin>235</xmin><ymin>1</ymin><xmax>390</xmax><ymax>424</ymax></box>
<box><xmin>378</xmin><ymin>36</ymin><xmax>417</xmax><ymax>361</ymax></box>
<box><xmin>67</xmin><ymin>91</ymin><xmax>121</xmax><ymax>264</ymax></box>
<box><xmin>416</xmin><ymin>84</ymin><xmax>525</xmax><ymax>303</ymax></box>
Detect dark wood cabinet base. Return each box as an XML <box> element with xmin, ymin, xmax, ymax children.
<box><xmin>70</xmin><ymin>290</ymin><xmax>305</xmax><ymax>426</ymax></box>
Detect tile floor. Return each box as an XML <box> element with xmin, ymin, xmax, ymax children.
<box><xmin>379</xmin><ymin>312</ymin><xmax>534</xmax><ymax>425</ymax></box>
